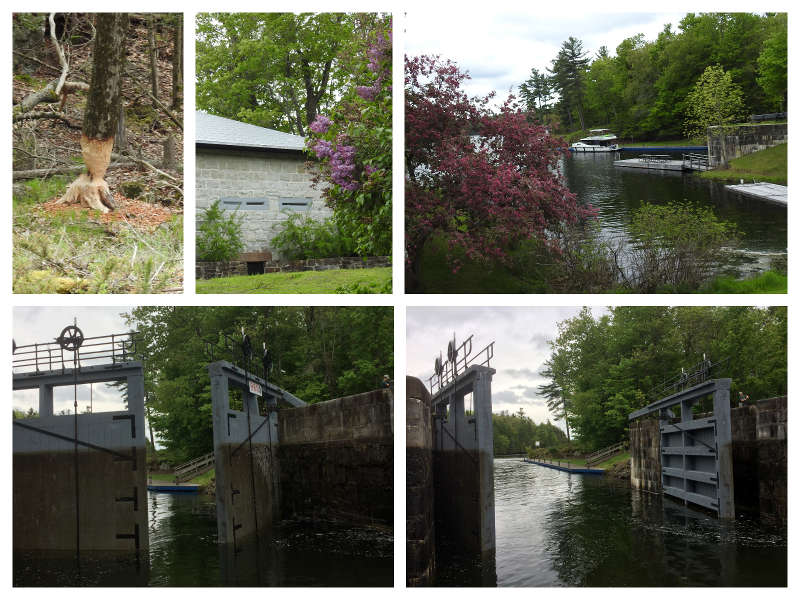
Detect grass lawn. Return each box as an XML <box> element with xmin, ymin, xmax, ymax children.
<box><xmin>700</xmin><ymin>142</ymin><xmax>787</xmax><ymax>185</ymax></box>
<box><xmin>592</xmin><ymin>451</ymin><xmax>631</xmax><ymax>470</ymax></box>
<box><xmin>197</xmin><ymin>266</ymin><xmax>392</xmax><ymax>294</ymax></box>
<box><xmin>148</xmin><ymin>469</ymin><xmax>215</xmax><ymax>486</ymax></box>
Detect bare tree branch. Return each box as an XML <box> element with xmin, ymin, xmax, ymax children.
<box><xmin>49</xmin><ymin>13</ymin><xmax>69</xmax><ymax>96</ymax></box>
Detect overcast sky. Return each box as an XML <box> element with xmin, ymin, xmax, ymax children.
<box><xmin>405</xmin><ymin>10</ymin><xmax>689</xmax><ymax>105</ymax></box>
<box><xmin>13</xmin><ymin>307</ymin><xmax>133</xmax><ymax>415</ymax></box>
<box><xmin>406</xmin><ymin>306</ymin><xmax>609</xmax><ymax>431</ymax></box>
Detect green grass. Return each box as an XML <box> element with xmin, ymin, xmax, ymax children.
<box><xmin>700</xmin><ymin>270</ymin><xmax>787</xmax><ymax>294</ymax></box>
<box><xmin>592</xmin><ymin>451</ymin><xmax>631</xmax><ymax>470</ymax></box>
<box><xmin>13</xmin><ymin>177</ymin><xmax>183</xmax><ymax>293</ymax></box>
<box><xmin>700</xmin><ymin>143</ymin><xmax>787</xmax><ymax>185</ymax></box>
<box><xmin>148</xmin><ymin>468</ymin><xmax>215</xmax><ymax>486</ymax></box>
<box><xmin>197</xmin><ymin>266</ymin><xmax>392</xmax><ymax>294</ymax></box>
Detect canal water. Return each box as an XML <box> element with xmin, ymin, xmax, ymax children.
<box><xmin>439</xmin><ymin>458</ymin><xmax>786</xmax><ymax>587</ymax></box>
<box><xmin>14</xmin><ymin>491</ymin><xmax>393</xmax><ymax>586</ymax></box>
<box><xmin>564</xmin><ymin>151</ymin><xmax>787</xmax><ymax>277</ymax></box>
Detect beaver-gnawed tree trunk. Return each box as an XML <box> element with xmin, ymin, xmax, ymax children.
<box><xmin>58</xmin><ymin>13</ymin><xmax>129</xmax><ymax>213</ymax></box>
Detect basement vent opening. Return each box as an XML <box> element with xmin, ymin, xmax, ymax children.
<box><xmin>221</xmin><ymin>198</ymin><xmax>269</xmax><ymax>210</ymax></box>
<box><xmin>279</xmin><ymin>198</ymin><xmax>312</xmax><ymax>212</ymax></box>
<box><xmin>247</xmin><ymin>262</ymin><xmax>265</xmax><ymax>275</ymax></box>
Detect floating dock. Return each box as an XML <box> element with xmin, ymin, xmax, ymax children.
<box><xmin>147</xmin><ymin>482</ymin><xmax>200</xmax><ymax>493</ymax></box>
<box><xmin>614</xmin><ymin>158</ymin><xmax>686</xmax><ymax>171</ymax></box>
<box><xmin>619</xmin><ymin>146</ymin><xmax>707</xmax><ymax>152</ymax></box>
<box><xmin>523</xmin><ymin>458</ymin><xmax>604</xmax><ymax>475</ymax></box>
<box><xmin>725</xmin><ymin>182</ymin><xmax>787</xmax><ymax>206</ymax></box>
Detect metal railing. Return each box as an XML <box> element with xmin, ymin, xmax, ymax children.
<box><xmin>585</xmin><ymin>440</ymin><xmax>628</xmax><ymax>467</ymax></box>
<box><xmin>12</xmin><ymin>331</ymin><xmax>139</xmax><ymax>373</ymax></box>
<box><xmin>683</xmin><ymin>152</ymin><xmax>709</xmax><ymax>170</ymax></box>
<box><xmin>173</xmin><ymin>452</ymin><xmax>215</xmax><ymax>483</ymax></box>
<box><xmin>645</xmin><ymin>356</ymin><xmax>729</xmax><ymax>404</ymax></box>
<box><xmin>638</xmin><ymin>154</ymin><xmax>671</xmax><ymax>164</ymax></box>
<box><xmin>428</xmin><ymin>336</ymin><xmax>494</xmax><ymax>396</ymax></box>
<box><xmin>750</xmin><ymin>112</ymin><xmax>786</xmax><ymax>122</ymax></box>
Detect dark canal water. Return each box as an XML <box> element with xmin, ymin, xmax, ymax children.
<box><xmin>472</xmin><ymin>458</ymin><xmax>785</xmax><ymax>587</ymax></box>
<box><xmin>14</xmin><ymin>491</ymin><xmax>393</xmax><ymax>586</ymax></box>
<box><xmin>564</xmin><ymin>152</ymin><xmax>787</xmax><ymax>277</ymax></box>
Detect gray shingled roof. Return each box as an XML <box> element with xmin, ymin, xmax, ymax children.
<box><xmin>196</xmin><ymin>111</ymin><xmax>307</xmax><ymax>152</ymax></box>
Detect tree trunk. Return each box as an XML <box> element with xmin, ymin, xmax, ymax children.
<box><xmin>171</xmin><ymin>15</ymin><xmax>183</xmax><ymax>110</ymax></box>
<box><xmin>162</xmin><ymin>133</ymin><xmax>176</xmax><ymax>170</ymax></box>
<box><xmin>114</xmin><ymin>100</ymin><xmax>128</xmax><ymax>153</ymax></box>
<box><xmin>58</xmin><ymin>13</ymin><xmax>129</xmax><ymax>213</ymax></box>
<box><xmin>148</xmin><ymin>15</ymin><xmax>160</xmax><ymax>102</ymax></box>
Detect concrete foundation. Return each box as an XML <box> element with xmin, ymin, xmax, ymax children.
<box><xmin>13</xmin><ymin>362</ymin><xmax>148</xmax><ymax>553</ymax></box>
<box><xmin>406</xmin><ymin>376</ymin><xmax>435</xmax><ymax>586</ymax></box>
<box><xmin>278</xmin><ymin>389</ymin><xmax>394</xmax><ymax>526</ymax></box>
<box><xmin>707</xmin><ymin>123</ymin><xmax>787</xmax><ymax>167</ymax></box>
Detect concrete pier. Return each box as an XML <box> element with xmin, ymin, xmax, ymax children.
<box><xmin>725</xmin><ymin>182</ymin><xmax>787</xmax><ymax>205</ymax></box>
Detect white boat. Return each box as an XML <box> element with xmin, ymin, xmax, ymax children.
<box><xmin>569</xmin><ymin>129</ymin><xmax>619</xmax><ymax>152</ymax></box>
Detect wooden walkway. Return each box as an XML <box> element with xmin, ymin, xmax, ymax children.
<box><xmin>613</xmin><ymin>158</ymin><xmax>708</xmax><ymax>172</ymax></box>
<box><xmin>725</xmin><ymin>182</ymin><xmax>787</xmax><ymax>205</ymax></box>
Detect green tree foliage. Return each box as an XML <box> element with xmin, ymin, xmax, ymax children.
<box><xmin>124</xmin><ymin>306</ymin><xmax>393</xmax><ymax>463</ymax></box>
<box><xmin>549</xmin><ymin>37</ymin><xmax>590</xmax><ymax>130</ymax></box>
<box><xmin>756</xmin><ymin>13</ymin><xmax>788</xmax><ymax>111</ymax></box>
<box><xmin>196</xmin><ymin>200</ymin><xmax>244</xmax><ymax>262</ymax></box>
<box><xmin>684</xmin><ymin>64</ymin><xmax>745</xmax><ymax>146</ymax></box>
<box><xmin>493</xmin><ymin>409</ymin><xmax>567</xmax><ymax>455</ymax></box>
<box><xmin>541</xmin><ymin>307</ymin><xmax>787</xmax><ymax>450</ymax></box>
<box><xmin>518</xmin><ymin>67</ymin><xmax>552</xmax><ymax>120</ymax></box>
<box><xmin>534</xmin><ymin>13</ymin><xmax>785</xmax><ymax>139</ymax></box>
<box><xmin>196</xmin><ymin>13</ymin><xmax>375</xmax><ymax>135</ymax></box>
<box><xmin>271</xmin><ymin>214</ymin><xmax>356</xmax><ymax>260</ymax></box>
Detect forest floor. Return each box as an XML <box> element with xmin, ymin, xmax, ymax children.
<box><xmin>197</xmin><ymin>267</ymin><xmax>392</xmax><ymax>294</ymax></box>
<box><xmin>12</xmin><ymin>15</ymin><xmax>183</xmax><ymax>293</ymax></box>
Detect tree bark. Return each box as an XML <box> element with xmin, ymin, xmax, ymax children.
<box><xmin>148</xmin><ymin>15</ymin><xmax>160</xmax><ymax>103</ymax></box>
<box><xmin>171</xmin><ymin>15</ymin><xmax>183</xmax><ymax>110</ymax></box>
<box><xmin>58</xmin><ymin>13</ymin><xmax>129</xmax><ymax>213</ymax></box>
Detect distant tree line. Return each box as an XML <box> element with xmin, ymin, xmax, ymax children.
<box><xmin>540</xmin><ymin>306</ymin><xmax>787</xmax><ymax>451</ymax></box>
<box><xmin>493</xmin><ymin>409</ymin><xmax>567</xmax><ymax>455</ymax></box>
<box><xmin>521</xmin><ymin>12</ymin><xmax>787</xmax><ymax>139</ymax></box>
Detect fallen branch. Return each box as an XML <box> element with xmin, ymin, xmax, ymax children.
<box><xmin>13</xmin><ymin>110</ymin><xmax>80</xmax><ymax>128</ymax></box>
<box><xmin>12</xmin><ymin>50</ymin><xmax>62</xmax><ymax>74</ymax></box>
<box><xmin>16</xmin><ymin>80</ymin><xmax>89</xmax><ymax>113</ymax></box>
<box><xmin>147</xmin><ymin>91</ymin><xmax>183</xmax><ymax>131</ymax></box>
<box><xmin>13</xmin><ymin>161</ymin><xmax>136</xmax><ymax>181</ymax></box>
<box><xmin>112</xmin><ymin>151</ymin><xmax>180</xmax><ymax>183</ymax></box>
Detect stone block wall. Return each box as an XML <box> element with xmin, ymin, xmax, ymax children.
<box><xmin>731</xmin><ymin>396</ymin><xmax>787</xmax><ymax>524</ymax></box>
<box><xmin>196</xmin><ymin>256</ymin><xmax>391</xmax><ymax>280</ymax></box>
<box><xmin>406</xmin><ymin>376</ymin><xmax>435</xmax><ymax>586</ymax></box>
<box><xmin>630</xmin><ymin>417</ymin><xmax>662</xmax><ymax>493</ymax></box>
<box><xmin>196</xmin><ymin>147</ymin><xmax>331</xmax><ymax>257</ymax></box>
<box><xmin>707</xmin><ymin>123</ymin><xmax>787</xmax><ymax>167</ymax></box>
<box><xmin>278</xmin><ymin>389</ymin><xmax>393</xmax><ymax>526</ymax></box>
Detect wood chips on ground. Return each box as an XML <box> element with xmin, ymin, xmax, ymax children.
<box><xmin>39</xmin><ymin>192</ymin><xmax>176</xmax><ymax>230</ymax></box>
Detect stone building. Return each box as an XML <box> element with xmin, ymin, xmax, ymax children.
<box><xmin>195</xmin><ymin>111</ymin><xmax>331</xmax><ymax>261</ymax></box>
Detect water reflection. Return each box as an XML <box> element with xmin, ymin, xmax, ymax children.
<box><xmin>15</xmin><ymin>491</ymin><xmax>393</xmax><ymax>586</ymax></box>
<box><xmin>436</xmin><ymin>459</ymin><xmax>786</xmax><ymax>587</ymax></box>
<box><xmin>563</xmin><ymin>152</ymin><xmax>787</xmax><ymax>276</ymax></box>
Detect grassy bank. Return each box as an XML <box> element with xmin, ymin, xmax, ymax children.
<box><xmin>700</xmin><ymin>143</ymin><xmax>787</xmax><ymax>185</ymax></box>
<box><xmin>700</xmin><ymin>270</ymin><xmax>787</xmax><ymax>293</ymax></box>
<box><xmin>197</xmin><ymin>266</ymin><xmax>392</xmax><ymax>294</ymax></box>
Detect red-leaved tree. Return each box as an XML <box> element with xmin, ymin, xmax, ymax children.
<box><xmin>405</xmin><ymin>55</ymin><xmax>594</xmax><ymax>287</ymax></box>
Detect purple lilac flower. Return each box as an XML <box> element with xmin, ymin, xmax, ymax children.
<box><xmin>365</xmin><ymin>164</ymin><xmax>377</xmax><ymax>176</ymax></box>
<box><xmin>311</xmin><ymin>139</ymin><xmax>333</xmax><ymax>159</ymax></box>
<box><xmin>309</xmin><ymin>115</ymin><xmax>332</xmax><ymax>134</ymax></box>
<box><xmin>356</xmin><ymin>85</ymin><xmax>378</xmax><ymax>101</ymax></box>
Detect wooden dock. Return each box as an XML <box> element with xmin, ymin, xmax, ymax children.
<box><xmin>725</xmin><ymin>182</ymin><xmax>787</xmax><ymax>205</ymax></box>
<box><xmin>523</xmin><ymin>458</ymin><xmax>604</xmax><ymax>475</ymax></box>
<box><xmin>614</xmin><ymin>152</ymin><xmax>710</xmax><ymax>172</ymax></box>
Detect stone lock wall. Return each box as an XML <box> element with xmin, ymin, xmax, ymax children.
<box><xmin>630</xmin><ymin>417</ymin><xmax>662</xmax><ymax>493</ymax></box>
<box><xmin>731</xmin><ymin>396</ymin><xmax>787</xmax><ymax>524</ymax></box>
<box><xmin>278</xmin><ymin>389</ymin><xmax>393</xmax><ymax>526</ymax></box>
<box><xmin>707</xmin><ymin>123</ymin><xmax>787</xmax><ymax>167</ymax></box>
<box><xmin>196</xmin><ymin>147</ymin><xmax>332</xmax><ymax>257</ymax></box>
<box><xmin>406</xmin><ymin>376</ymin><xmax>435</xmax><ymax>586</ymax></box>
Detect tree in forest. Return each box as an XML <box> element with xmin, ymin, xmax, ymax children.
<box><xmin>304</xmin><ymin>19</ymin><xmax>392</xmax><ymax>256</ymax></box>
<box><xmin>537</xmin><ymin>360</ymin><xmax>570</xmax><ymax>441</ymax></box>
<box><xmin>549</xmin><ymin>37</ymin><xmax>590</xmax><ymax>130</ymax></box>
<box><xmin>518</xmin><ymin>67</ymin><xmax>552</xmax><ymax>121</ymax></box>
<box><xmin>405</xmin><ymin>55</ymin><xmax>593</xmax><ymax>285</ymax></box>
<box><xmin>57</xmin><ymin>13</ymin><xmax>129</xmax><ymax>213</ymax></box>
<box><xmin>196</xmin><ymin>13</ymin><xmax>374</xmax><ymax>136</ymax></box>
<box><xmin>684</xmin><ymin>64</ymin><xmax>745</xmax><ymax>167</ymax></box>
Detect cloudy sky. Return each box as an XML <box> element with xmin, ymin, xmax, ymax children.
<box><xmin>406</xmin><ymin>306</ymin><xmax>609</xmax><ymax>431</ymax></box>
<box><xmin>405</xmin><ymin>10</ymin><xmax>688</xmax><ymax>105</ymax></box>
<box><xmin>13</xmin><ymin>307</ymin><xmax>133</xmax><ymax>415</ymax></box>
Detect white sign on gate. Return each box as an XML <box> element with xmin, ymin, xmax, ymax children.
<box><xmin>249</xmin><ymin>381</ymin><xmax>262</xmax><ymax>396</ymax></box>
